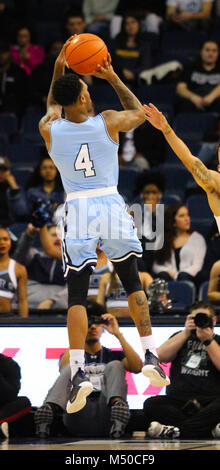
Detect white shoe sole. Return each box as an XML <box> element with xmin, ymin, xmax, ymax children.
<box><xmin>1</xmin><ymin>422</ymin><xmax>9</xmax><ymax>438</ymax></box>
<box><xmin>142</xmin><ymin>365</ymin><xmax>170</xmax><ymax>387</ymax></box>
<box><xmin>66</xmin><ymin>381</ymin><xmax>93</xmax><ymax>414</ymax></box>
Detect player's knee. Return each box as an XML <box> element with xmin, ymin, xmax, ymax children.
<box><xmin>67</xmin><ymin>268</ymin><xmax>91</xmax><ymax>309</ymax></box>
<box><xmin>113</xmin><ymin>256</ymin><xmax>143</xmax><ymax>296</ymax></box>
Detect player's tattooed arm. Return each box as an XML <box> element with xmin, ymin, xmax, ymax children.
<box><xmin>108</xmin><ymin>74</ymin><xmax>144</xmax><ymax>112</ymax></box>
<box><xmin>191</xmin><ymin>159</ymin><xmax>214</xmax><ymax>190</ymax></box>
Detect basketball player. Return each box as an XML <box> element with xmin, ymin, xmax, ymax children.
<box><xmin>39</xmin><ymin>41</ymin><xmax>169</xmax><ymax>414</ymax></box>
<box><xmin>143</xmin><ymin>103</ymin><xmax>220</xmax><ymax>232</ymax></box>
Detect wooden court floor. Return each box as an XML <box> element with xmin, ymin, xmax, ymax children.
<box><xmin>1</xmin><ymin>436</ymin><xmax>220</xmax><ymax>450</ymax></box>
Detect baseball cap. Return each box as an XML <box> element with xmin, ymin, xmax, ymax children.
<box><xmin>0</xmin><ymin>156</ymin><xmax>11</xmax><ymax>169</ymax></box>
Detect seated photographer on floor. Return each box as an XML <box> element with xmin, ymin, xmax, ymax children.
<box><xmin>0</xmin><ymin>352</ymin><xmax>31</xmax><ymax>440</ymax></box>
<box><xmin>143</xmin><ymin>301</ymin><xmax>220</xmax><ymax>439</ymax></box>
<box><xmin>34</xmin><ymin>300</ymin><xmax>143</xmax><ymax>439</ymax></box>
<box><xmin>14</xmin><ymin>201</ymin><xmax>66</xmax><ymax>310</ymax></box>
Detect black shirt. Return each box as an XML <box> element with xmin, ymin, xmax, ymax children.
<box><xmin>178</xmin><ymin>62</ymin><xmax>220</xmax><ymax>96</ymax></box>
<box><xmin>0</xmin><ymin>354</ymin><xmax>21</xmax><ymax>406</ymax></box>
<box><xmin>167</xmin><ymin>332</ymin><xmax>220</xmax><ymax>400</ymax></box>
<box><xmin>85</xmin><ymin>346</ymin><xmax>125</xmax><ymax>365</ymax></box>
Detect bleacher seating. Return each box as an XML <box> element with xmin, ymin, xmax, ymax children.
<box><xmin>13</xmin><ymin>167</ymin><xmax>34</xmax><ymax>188</ymax></box>
<box><xmin>173</xmin><ymin>112</ymin><xmax>219</xmax><ymax>141</ymax></box>
<box><xmin>22</xmin><ymin>107</ymin><xmax>44</xmax><ymax>134</ymax></box>
<box><xmin>168</xmin><ymin>281</ymin><xmax>196</xmax><ymax>310</ymax></box>
<box><xmin>8</xmin><ymin>142</ymin><xmax>43</xmax><ymax>164</ymax></box>
<box><xmin>186</xmin><ymin>194</ymin><xmax>213</xmax><ymax>220</ymax></box>
<box><xmin>118</xmin><ymin>168</ymin><xmax>140</xmax><ymax>202</ymax></box>
<box><xmin>190</xmin><ymin>218</ymin><xmax>212</xmax><ymax>239</ymax></box>
<box><xmin>160</xmin><ymin>30</ymin><xmax>206</xmax><ymax>64</ymax></box>
<box><xmin>0</xmin><ymin>134</ymin><xmax>8</xmax><ymax>154</ymax></box>
<box><xmin>198</xmin><ymin>280</ymin><xmax>209</xmax><ymax>301</ymax></box>
<box><xmin>156</xmin><ymin>164</ymin><xmax>193</xmax><ymax>191</ymax></box>
<box><xmin>0</xmin><ymin>113</ymin><xmax>17</xmax><ymax>135</ymax></box>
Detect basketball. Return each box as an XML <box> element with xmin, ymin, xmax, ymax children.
<box><xmin>65</xmin><ymin>33</ymin><xmax>108</xmax><ymax>75</ymax></box>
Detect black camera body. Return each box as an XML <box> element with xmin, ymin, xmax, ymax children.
<box><xmin>194</xmin><ymin>312</ymin><xmax>213</xmax><ymax>329</ymax></box>
<box><xmin>30</xmin><ymin>199</ymin><xmax>53</xmax><ymax>228</ymax></box>
<box><xmin>88</xmin><ymin>316</ymin><xmax>109</xmax><ymax>328</ymax></box>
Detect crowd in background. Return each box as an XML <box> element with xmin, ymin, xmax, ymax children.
<box><xmin>0</xmin><ymin>0</ymin><xmax>220</xmax><ymax>316</ymax></box>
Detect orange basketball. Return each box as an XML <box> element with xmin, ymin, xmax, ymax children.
<box><xmin>65</xmin><ymin>33</ymin><xmax>108</xmax><ymax>75</ymax></box>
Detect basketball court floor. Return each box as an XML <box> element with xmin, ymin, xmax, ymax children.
<box><xmin>1</xmin><ymin>436</ymin><xmax>220</xmax><ymax>450</ymax></box>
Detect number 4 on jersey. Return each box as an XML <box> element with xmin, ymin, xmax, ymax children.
<box><xmin>74</xmin><ymin>143</ymin><xmax>95</xmax><ymax>178</ymax></box>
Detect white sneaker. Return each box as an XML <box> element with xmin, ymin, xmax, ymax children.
<box><xmin>212</xmin><ymin>423</ymin><xmax>220</xmax><ymax>438</ymax></box>
<box><xmin>1</xmin><ymin>422</ymin><xmax>9</xmax><ymax>439</ymax></box>
<box><xmin>148</xmin><ymin>421</ymin><xmax>180</xmax><ymax>439</ymax></box>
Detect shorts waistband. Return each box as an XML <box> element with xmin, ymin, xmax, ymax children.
<box><xmin>66</xmin><ymin>186</ymin><xmax>118</xmax><ymax>201</ymax></box>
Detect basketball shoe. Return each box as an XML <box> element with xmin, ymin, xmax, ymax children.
<box><xmin>212</xmin><ymin>423</ymin><xmax>220</xmax><ymax>438</ymax></box>
<box><xmin>142</xmin><ymin>349</ymin><xmax>170</xmax><ymax>387</ymax></box>
<box><xmin>148</xmin><ymin>421</ymin><xmax>180</xmax><ymax>439</ymax></box>
<box><xmin>66</xmin><ymin>368</ymin><xmax>93</xmax><ymax>414</ymax></box>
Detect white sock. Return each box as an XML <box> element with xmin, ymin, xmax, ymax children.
<box><xmin>140</xmin><ymin>335</ymin><xmax>158</xmax><ymax>357</ymax></box>
<box><xmin>69</xmin><ymin>349</ymin><xmax>85</xmax><ymax>379</ymax></box>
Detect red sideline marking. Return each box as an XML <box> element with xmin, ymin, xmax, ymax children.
<box><xmin>0</xmin><ymin>406</ymin><xmax>31</xmax><ymax>424</ymax></box>
<box><xmin>1</xmin><ymin>348</ymin><xmax>20</xmax><ymax>358</ymax></box>
<box><xmin>46</xmin><ymin>348</ymin><xmax>68</xmax><ymax>359</ymax></box>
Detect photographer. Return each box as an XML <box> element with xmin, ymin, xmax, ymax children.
<box><xmin>14</xmin><ymin>211</ymin><xmax>66</xmax><ymax>309</ymax></box>
<box><xmin>8</xmin><ymin>155</ymin><xmax>64</xmax><ymax>222</ymax></box>
<box><xmin>34</xmin><ymin>301</ymin><xmax>143</xmax><ymax>439</ymax></box>
<box><xmin>143</xmin><ymin>301</ymin><xmax>220</xmax><ymax>439</ymax></box>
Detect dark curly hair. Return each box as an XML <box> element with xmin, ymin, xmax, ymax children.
<box><xmin>134</xmin><ymin>170</ymin><xmax>166</xmax><ymax>196</ymax></box>
<box><xmin>52</xmin><ymin>73</ymin><xmax>83</xmax><ymax>106</ymax></box>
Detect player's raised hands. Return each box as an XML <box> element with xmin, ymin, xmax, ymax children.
<box><xmin>55</xmin><ymin>35</ymin><xmax>77</xmax><ymax>68</ymax></box>
<box><xmin>143</xmin><ymin>103</ymin><xmax>168</xmax><ymax>131</ymax></box>
<box><xmin>92</xmin><ymin>53</ymin><xmax>116</xmax><ymax>81</ymax></box>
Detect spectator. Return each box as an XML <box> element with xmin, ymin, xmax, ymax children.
<box><xmin>0</xmin><ymin>352</ymin><xmax>31</xmax><ymax>440</ymax></box>
<box><xmin>0</xmin><ymin>41</ymin><xmax>29</xmax><ymax>122</ymax></box>
<box><xmin>133</xmin><ymin>171</ymin><xmax>166</xmax><ymax>273</ymax></box>
<box><xmin>61</xmin><ymin>11</ymin><xmax>93</xmax><ymax>87</ymax></box>
<box><xmin>34</xmin><ymin>302</ymin><xmax>143</xmax><ymax>438</ymax></box>
<box><xmin>208</xmin><ymin>259</ymin><xmax>220</xmax><ymax>303</ymax></box>
<box><xmin>31</xmin><ymin>39</ymin><xmax>63</xmax><ymax>108</ymax></box>
<box><xmin>165</xmin><ymin>0</ymin><xmax>214</xmax><ymax>31</ymax></box>
<box><xmin>8</xmin><ymin>155</ymin><xmax>65</xmax><ymax>222</ymax></box>
<box><xmin>153</xmin><ymin>204</ymin><xmax>207</xmax><ymax>284</ymax></box>
<box><xmin>144</xmin><ymin>301</ymin><xmax>220</xmax><ymax>439</ymax></box>
<box><xmin>14</xmin><ymin>223</ymin><xmax>66</xmax><ymax>309</ymax></box>
<box><xmin>176</xmin><ymin>40</ymin><xmax>220</xmax><ymax>113</ymax></box>
<box><xmin>96</xmin><ymin>265</ymin><xmax>153</xmax><ymax>317</ymax></box>
<box><xmin>111</xmin><ymin>1</ymin><xmax>165</xmax><ymax>37</ymax></box>
<box><xmin>0</xmin><ymin>156</ymin><xmax>20</xmax><ymax>226</ymax></box>
<box><xmin>83</xmin><ymin>0</ymin><xmax>119</xmax><ymax>38</ymax></box>
<box><xmin>62</xmin><ymin>11</ymin><xmax>86</xmax><ymax>41</ymax></box>
<box><xmin>0</xmin><ymin>226</ymin><xmax>28</xmax><ymax>317</ymax></box>
<box><xmin>10</xmin><ymin>26</ymin><xmax>45</xmax><ymax>76</ymax></box>
<box><xmin>111</xmin><ymin>13</ymin><xmax>151</xmax><ymax>87</ymax></box>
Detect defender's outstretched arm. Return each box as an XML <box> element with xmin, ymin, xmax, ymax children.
<box><xmin>143</xmin><ymin>103</ymin><xmax>217</xmax><ymax>193</ymax></box>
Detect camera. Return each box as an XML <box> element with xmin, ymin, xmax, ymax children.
<box><xmin>30</xmin><ymin>199</ymin><xmax>53</xmax><ymax>228</ymax></box>
<box><xmin>88</xmin><ymin>316</ymin><xmax>109</xmax><ymax>328</ymax></box>
<box><xmin>194</xmin><ymin>312</ymin><xmax>213</xmax><ymax>329</ymax></box>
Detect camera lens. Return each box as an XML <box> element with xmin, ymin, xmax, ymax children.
<box><xmin>194</xmin><ymin>313</ymin><xmax>213</xmax><ymax>329</ymax></box>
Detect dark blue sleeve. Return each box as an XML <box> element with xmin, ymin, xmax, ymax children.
<box><xmin>7</xmin><ymin>187</ymin><xmax>29</xmax><ymax>221</ymax></box>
